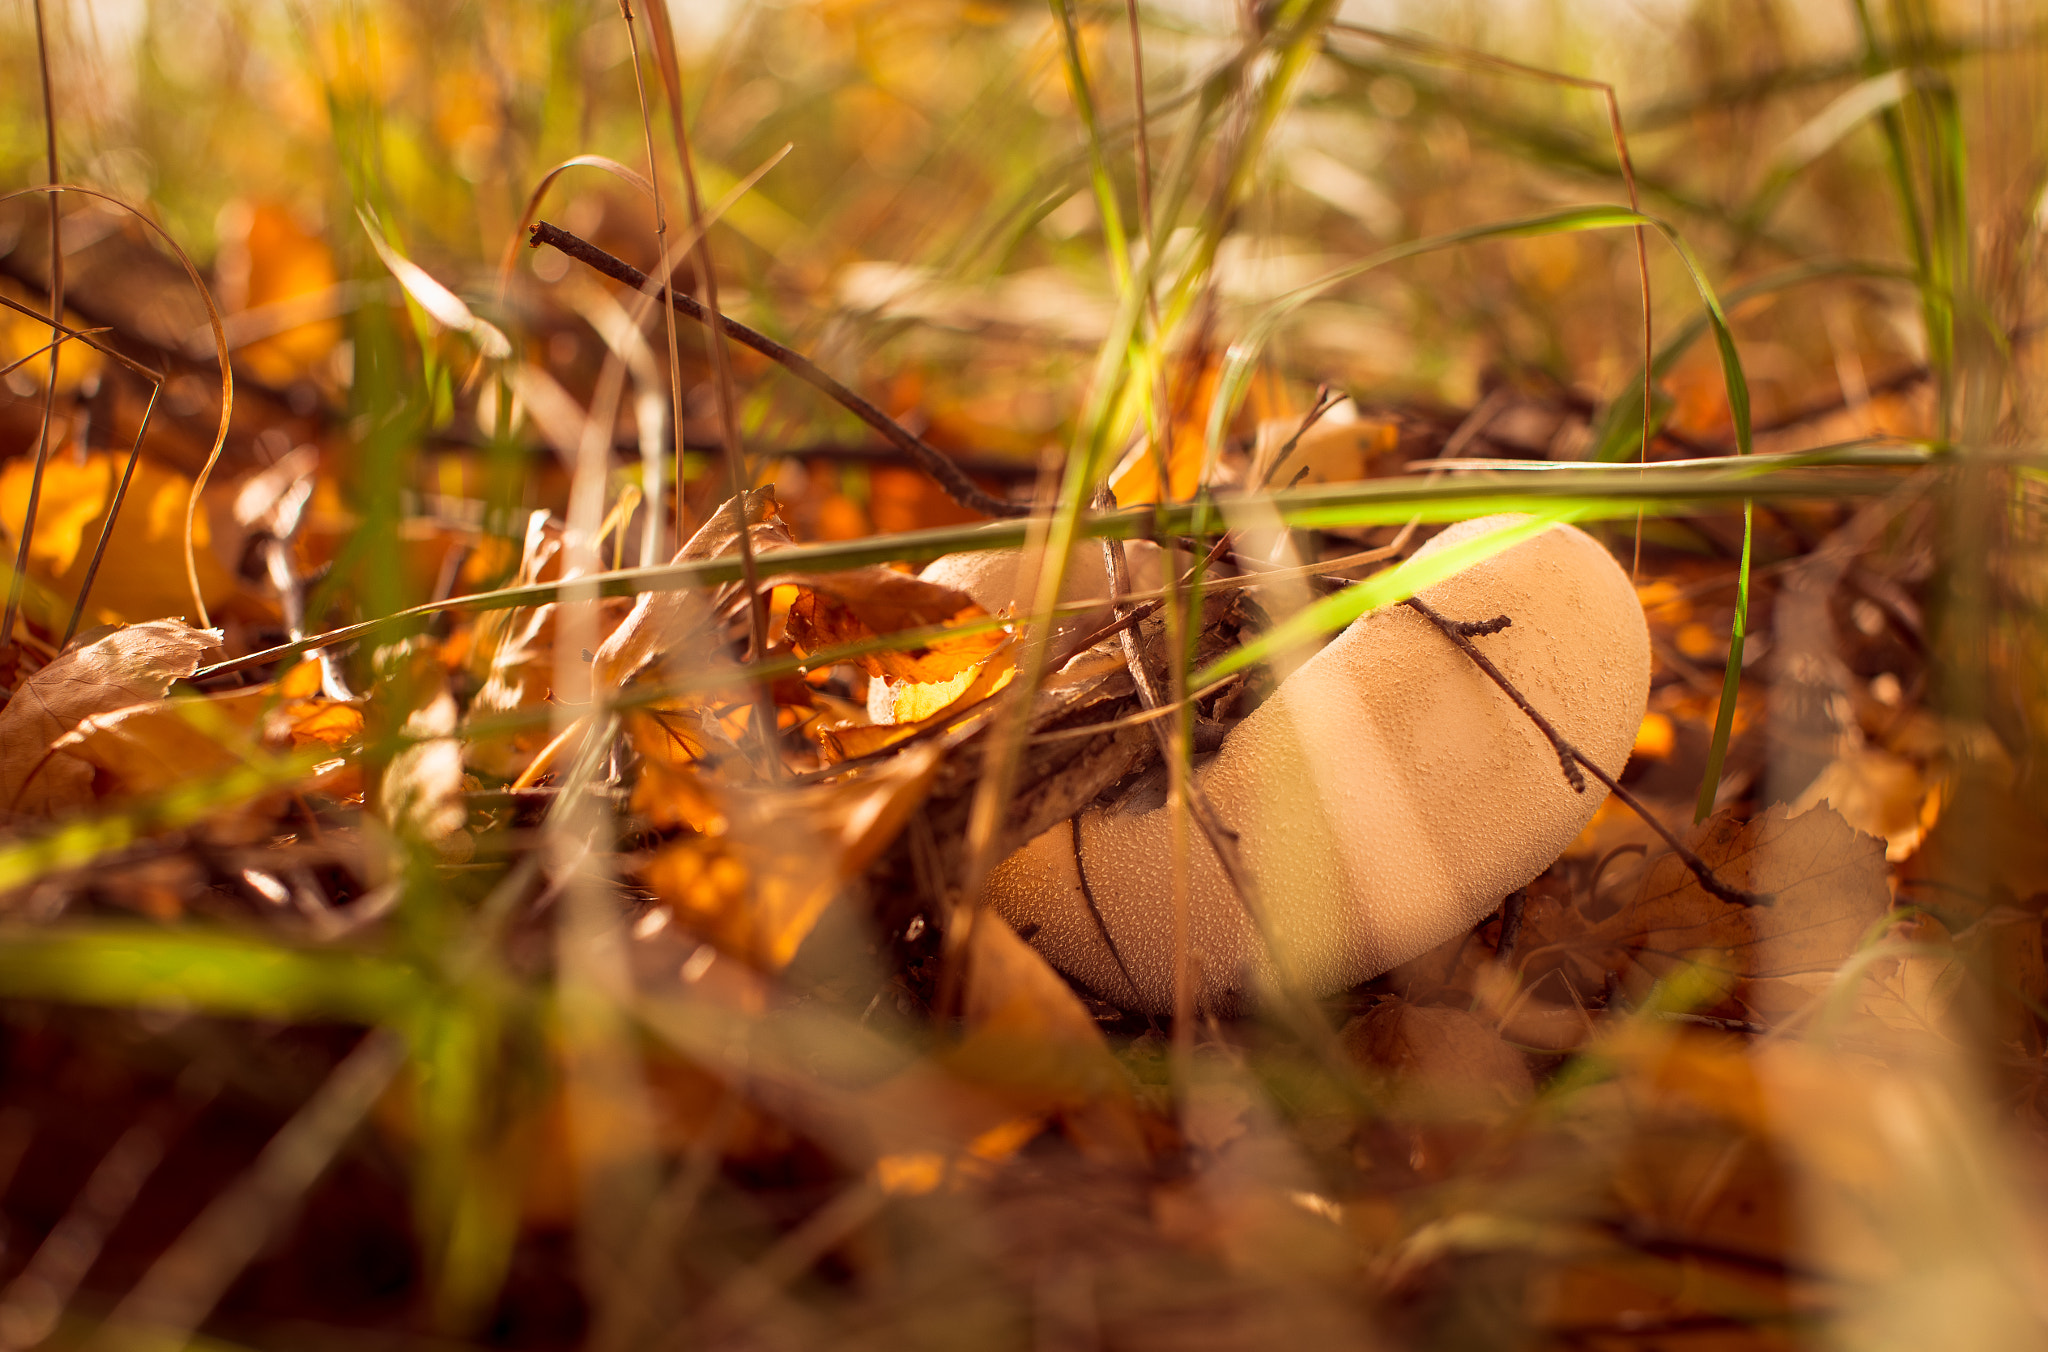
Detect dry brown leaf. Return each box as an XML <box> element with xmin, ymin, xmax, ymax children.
<box><xmin>593</xmin><ymin>489</ymin><xmax>791</xmax><ymax>692</ymax></box>
<box><xmin>0</xmin><ymin>620</ymin><xmax>220</xmax><ymax>817</ymax></box>
<box><xmin>1898</xmin><ymin>772</ymin><xmax>2048</xmax><ymax>919</ymax></box>
<box><xmin>383</xmin><ymin>684</ymin><xmax>467</xmax><ymax>854</ymax></box>
<box><xmin>952</xmin><ymin>911</ymin><xmax>1146</xmax><ymax>1162</ymax></box>
<box><xmin>60</xmin><ymin>697</ymin><xmax>250</xmax><ymax>796</ymax></box>
<box><xmin>1342</xmin><ymin>1001</ymin><xmax>1533</xmax><ymax>1122</ymax></box>
<box><xmin>640</xmin><ymin>741</ymin><xmax>943</xmax><ymax>971</ymax></box>
<box><xmin>779</xmin><ymin>567</ymin><xmax>998</xmax><ymax>683</ymax></box>
<box><xmin>1790</xmin><ymin>747</ymin><xmax>1942</xmax><ymax>862</ymax></box>
<box><xmin>1570</xmin><ymin>804</ymin><xmax>1892</xmax><ymax>1022</ymax></box>
<box><xmin>467</xmin><ymin>510</ymin><xmax>628</xmax><ymax>779</ymax></box>
<box><xmin>40</xmin><ymin>663</ymin><xmax>361</xmax><ymax>815</ymax></box>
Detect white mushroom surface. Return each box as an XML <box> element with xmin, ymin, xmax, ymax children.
<box><xmin>984</xmin><ymin>514</ymin><xmax>1651</xmax><ymax>1014</ymax></box>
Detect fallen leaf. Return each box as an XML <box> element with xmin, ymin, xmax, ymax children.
<box><xmin>592</xmin><ymin>489</ymin><xmax>791</xmax><ymax>691</ymax></box>
<box><xmin>1790</xmin><ymin>747</ymin><xmax>1942</xmax><ymax>862</ymax></box>
<box><xmin>779</xmin><ymin>566</ymin><xmax>998</xmax><ymax>682</ymax></box>
<box><xmin>952</xmin><ymin>910</ymin><xmax>1146</xmax><ymax>1162</ymax></box>
<box><xmin>214</xmin><ymin>200</ymin><xmax>342</xmax><ymax>385</ymax></box>
<box><xmin>383</xmin><ymin>682</ymin><xmax>468</xmax><ymax>854</ymax></box>
<box><xmin>1570</xmin><ymin>804</ymin><xmax>1893</xmax><ymax>1022</ymax></box>
<box><xmin>0</xmin><ymin>453</ymin><xmax>245</xmax><ymax>629</ymax></box>
<box><xmin>816</xmin><ymin>653</ymin><xmax>1015</xmax><ymax>763</ymax></box>
<box><xmin>0</xmin><ymin>620</ymin><xmax>220</xmax><ymax>817</ymax></box>
<box><xmin>44</xmin><ymin>670</ymin><xmax>361</xmax><ymax>812</ymax></box>
<box><xmin>0</xmin><ymin>280</ymin><xmax>102</xmax><ymax>394</ymax></box>
<box><xmin>466</xmin><ymin>510</ymin><xmax>627</xmax><ymax>779</ymax></box>
<box><xmin>640</xmin><ymin>740</ymin><xmax>943</xmax><ymax>971</ymax></box>
<box><xmin>1342</xmin><ymin>1001</ymin><xmax>1533</xmax><ymax>1122</ymax></box>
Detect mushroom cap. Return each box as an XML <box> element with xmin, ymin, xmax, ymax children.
<box><xmin>987</xmin><ymin>514</ymin><xmax>1651</xmax><ymax>1014</ymax></box>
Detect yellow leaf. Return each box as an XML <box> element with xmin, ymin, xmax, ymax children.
<box><xmin>214</xmin><ymin>201</ymin><xmax>342</xmax><ymax>385</ymax></box>
<box><xmin>0</xmin><ymin>453</ymin><xmax>242</xmax><ymax>628</ymax></box>
<box><xmin>0</xmin><ymin>281</ymin><xmax>102</xmax><ymax>395</ymax></box>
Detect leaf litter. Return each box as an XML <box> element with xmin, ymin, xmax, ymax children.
<box><xmin>0</xmin><ymin>4</ymin><xmax>2045</xmax><ymax>1350</ymax></box>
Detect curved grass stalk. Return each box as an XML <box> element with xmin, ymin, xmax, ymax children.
<box><xmin>1585</xmin><ymin>260</ymin><xmax>1921</xmax><ymax>463</ymax></box>
<box><xmin>0</xmin><ymin>185</ymin><xmax>234</xmax><ymax>632</ymax></box>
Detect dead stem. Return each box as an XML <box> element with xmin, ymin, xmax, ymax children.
<box><xmin>628</xmin><ymin>0</ymin><xmax>780</xmax><ymax>775</ymax></box>
<box><xmin>529</xmin><ymin>221</ymin><xmax>1029</xmax><ymax>520</ymax></box>
<box><xmin>2</xmin><ymin>0</ymin><xmax>64</xmax><ymax>650</ymax></box>
<box><xmin>614</xmin><ymin>0</ymin><xmax>686</xmax><ymax>562</ymax></box>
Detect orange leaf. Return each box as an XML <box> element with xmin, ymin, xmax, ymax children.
<box><xmin>779</xmin><ymin>566</ymin><xmax>999</xmax><ymax>682</ymax></box>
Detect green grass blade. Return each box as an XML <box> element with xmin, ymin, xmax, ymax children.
<box><xmin>194</xmin><ymin>451</ymin><xmax>1932</xmax><ymax>685</ymax></box>
<box><xmin>0</xmin><ymin>755</ymin><xmax>330</xmax><ymax>894</ymax></box>
<box><xmin>1048</xmin><ymin>0</ymin><xmax>1131</xmax><ymax>291</ymax></box>
<box><xmin>1695</xmin><ymin>499</ymin><xmax>1753</xmax><ymax>821</ymax></box>
<box><xmin>1189</xmin><ymin>511</ymin><xmax>1575</xmax><ymax>688</ymax></box>
<box><xmin>0</xmin><ymin>927</ymin><xmax>425</xmax><ymax>1024</ymax></box>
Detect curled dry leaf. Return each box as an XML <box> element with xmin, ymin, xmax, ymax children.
<box><xmin>0</xmin><ymin>620</ymin><xmax>221</xmax><ymax>817</ymax></box>
<box><xmin>1558</xmin><ymin>804</ymin><xmax>1892</xmax><ymax>1023</ymax></box>
<box><xmin>467</xmin><ymin>510</ymin><xmax>629</xmax><ymax>778</ymax></box>
<box><xmin>640</xmin><ymin>740</ymin><xmax>944</xmax><ymax>971</ymax></box>
<box><xmin>593</xmin><ymin>489</ymin><xmax>791</xmax><ymax>692</ymax></box>
<box><xmin>778</xmin><ymin>567</ymin><xmax>999</xmax><ymax>683</ymax></box>
<box><xmin>815</xmin><ymin>654</ymin><xmax>1016</xmax><ymax>764</ymax></box>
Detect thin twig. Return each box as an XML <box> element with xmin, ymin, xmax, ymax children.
<box><xmin>3</xmin><ymin>0</ymin><xmax>63</xmax><ymax>649</ymax></box>
<box><xmin>0</xmin><ymin>295</ymin><xmax>163</xmax><ymax>383</ymax></box>
<box><xmin>1256</xmin><ymin>384</ymin><xmax>1341</xmax><ymax>490</ymax></box>
<box><xmin>1402</xmin><ymin>594</ymin><xmax>1766</xmax><ymax>908</ymax></box>
<box><xmin>1071</xmin><ymin>814</ymin><xmax>1144</xmax><ymax>1006</ymax></box>
<box><xmin>529</xmin><ymin>221</ymin><xmax>1028</xmax><ymax>519</ymax></box>
<box><xmin>62</xmin><ymin>384</ymin><xmax>161</xmax><ymax>648</ymax></box>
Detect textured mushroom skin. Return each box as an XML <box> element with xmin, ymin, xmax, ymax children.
<box><xmin>986</xmin><ymin>515</ymin><xmax>1651</xmax><ymax>1014</ymax></box>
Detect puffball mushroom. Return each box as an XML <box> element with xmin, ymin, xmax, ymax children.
<box><xmin>985</xmin><ymin>514</ymin><xmax>1651</xmax><ymax>1014</ymax></box>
